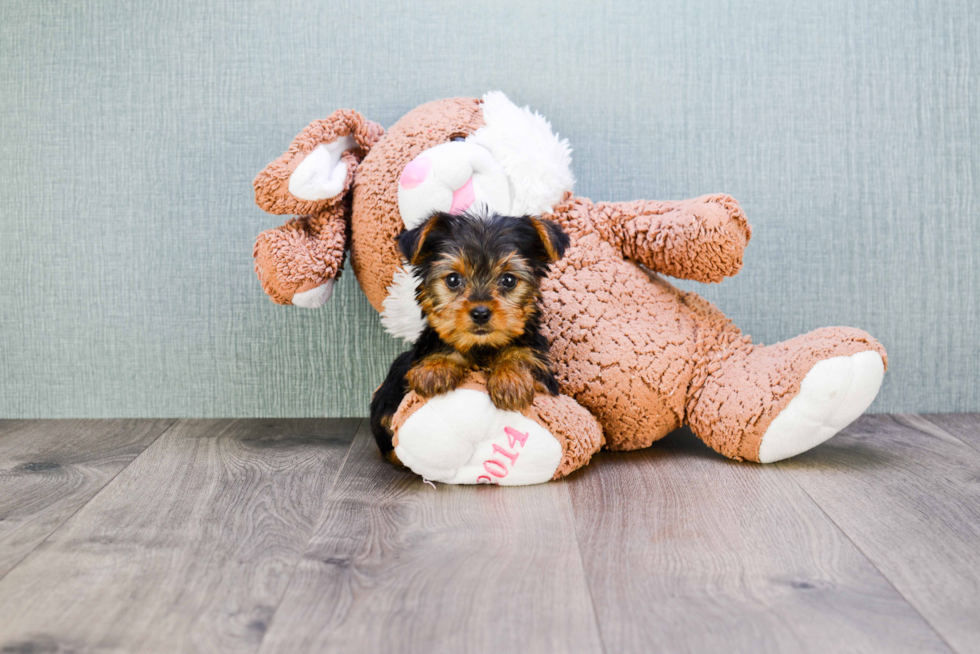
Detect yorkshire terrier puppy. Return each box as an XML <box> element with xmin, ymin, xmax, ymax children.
<box><xmin>370</xmin><ymin>211</ymin><xmax>570</xmax><ymax>459</ymax></box>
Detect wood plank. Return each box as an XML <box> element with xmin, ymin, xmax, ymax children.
<box><xmin>568</xmin><ymin>427</ymin><xmax>952</xmax><ymax>654</ymax></box>
<box><xmin>0</xmin><ymin>420</ymin><xmax>27</xmax><ymax>435</ymax></box>
<box><xmin>0</xmin><ymin>419</ymin><xmax>174</xmax><ymax>579</ymax></box>
<box><xmin>0</xmin><ymin>418</ymin><xmax>357</xmax><ymax>654</ymax></box>
<box><xmin>784</xmin><ymin>414</ymin><xmax>980</xmax><ymax>654</ymax></box>
<box><xmin>257</xmin><ymin>424</ymin><xmax>604</xmax><ymax>654</ymax></box>
<box><xmin>919</xmin><ymin>413</ymin><xmax>980</xmax><ymax>452</ymax></box>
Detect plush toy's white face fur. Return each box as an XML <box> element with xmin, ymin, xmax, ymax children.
<box><xmin>382</xmin><ymin>92</ymin><xmax>575</xmax><ymax>341</ymax></box>
<box><xmin>397</xmin><ymin>139</ymin><xmax>512</xmax><ymax>229</ymax></box>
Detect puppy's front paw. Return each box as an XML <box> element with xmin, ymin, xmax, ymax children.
<box><xmin>407</xmin><ymin>357</ymin><xmax>467</xmax><ymax>398</ymax></box>
<box><xmin>487</xmin><ymin>366</ymin><xmax>535</xmax><ymax>412</ymax></box>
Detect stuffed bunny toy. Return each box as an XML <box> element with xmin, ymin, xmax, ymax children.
<box><xmin>252</xmin><ymin>92</ymin><xmax>887</xmax><ymax>485</ymax></box>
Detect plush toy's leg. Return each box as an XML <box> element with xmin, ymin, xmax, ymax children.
<box><xmin>389</xmin><ymin>375</ymin><xmax>603</xmax><ymax>485</ymax></box>
<box><xmin>686</xmin><ymin>327</ymin><xmax>887</xmax><ymax>462</ymax></box>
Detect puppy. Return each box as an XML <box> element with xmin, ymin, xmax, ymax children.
<box><xmin>370</xmin><ymin>211</ymin><xmax>570</xmax><ymax>459</ymax></box>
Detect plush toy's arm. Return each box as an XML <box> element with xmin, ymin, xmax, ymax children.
<box><xmin>252</xmin><ymin>109</ymin><xmax>384</xmax><ymax>308</ymax></box>
<box><xmin>589</xmin><ymin>194</ymin><xmax>752</xmax><ymax>283</ymax></box>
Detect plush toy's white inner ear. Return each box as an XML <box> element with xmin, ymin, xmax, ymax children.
<box><xmin>288</xmin><ymin>135</ymin><xmax>356</xmax><ymax>201</ymax></box>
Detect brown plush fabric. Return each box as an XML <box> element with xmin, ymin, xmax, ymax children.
<box><xmin>686</xmin><ymin>327</ymin><xmax>888</xmax><ymax>461</ymax></box>
<box><xmin>389</xmin><ymin>372</ymin><xmax>603</xmax><ymax>480</ymax></box>
<box><xmin>540</xmin><ymin>195</ymin><xmax>887</xmax><ymax>457</ymax></box>
<box><xmin>350</xmin><ymin>99</ymin><xmax>485</xmax><ymax>311</ymax></box>
<box><xmin>253</xmin><ymin>202</ymin><xmax>348</xmax><ymax>304</ymax></box>
<box><xmin>589</xmin><ymin>194</ymin><xmax>752</xmax><ymax>283</ymax></box>
<box><xmin>252</xmin><ymin>96</ymin><xmax>888</xmax><ymax>470</ymax></box>
<box><xmin>254</xmin><ymin>110</ymin><xmax>384</xmax><ymax>216</ymax></box>
<box><xmin>532</xmin><ymin>392</ymin><xmax>605</xmax><ymax>480</ymax></box>
<box><xmin>251</xmin><ymin>110</ymin><xmax>384</xmax><ymax>305</ymax></box>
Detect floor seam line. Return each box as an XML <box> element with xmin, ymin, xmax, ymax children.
<box><xmin>563</xmin><ymin>479</ymin><xmax>611</xmax><ymax>654</ymax></box>
<box><xmin>783</xmin><ymin>467</ymin><xmax>960</xmax><ymax>654</ymax></box>
<box><xmin>252</xmin><ymin>417</ymin><xmax>362</xmax><ymax>654</ymax></box>
<box><xmin>907</xmin><ymin>413</ymin><xmax>980</xmax><ymax>456</ymax></box>
<box><xmin>0</xmin><ymin>418</ymin><xmax>179</xmax><ymax>587</ymax></box>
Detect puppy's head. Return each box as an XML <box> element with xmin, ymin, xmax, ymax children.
<box><xmin>398</xmin><ymin>212</ymin><xmax>569</xmax><ymax>352</ymax></box>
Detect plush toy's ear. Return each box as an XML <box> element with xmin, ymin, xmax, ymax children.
<box><xmin>252</xmin><ymin>109</ymin><xmax>384</xmax><ymax>309</ymax></box>
<box><xmin>529</xmin><ymin>217</ymin><xmax>570</xmax><ymax>263</ymax></box>
<box><xmin>253</xmin><ymin>109</ymin><xmax>385</xmax><ymax>216</ymax></box>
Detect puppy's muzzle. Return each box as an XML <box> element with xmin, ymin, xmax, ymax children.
<box><xmin>469</xmin><ymin>306</ymin><xmax>492</xmax><ymax>325</ymax></box>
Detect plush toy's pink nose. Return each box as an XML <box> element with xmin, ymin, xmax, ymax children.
<box><xmin>449</xmin><ymin>177</ymin><xmax>475</xmax><ymax>215</ymax></box>
<box><xmin>399</xmin><ymin>157</ymin><xmax>431</xmax><ymax>189</ymax></box>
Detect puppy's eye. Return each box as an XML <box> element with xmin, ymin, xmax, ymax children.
<box><xmin>500</xmin><ymin>273</ymin><xmax>517</xmax><ymax>289</ymax></box>
<box><xmin>445</xmin><ymin>273</ymin><xmax>464</xmax><ymax>289</ymax></box>
<box><xmin>450</xmin><ymin>134</ymin><xmax>467</xmax><ymax>142</ymax></box>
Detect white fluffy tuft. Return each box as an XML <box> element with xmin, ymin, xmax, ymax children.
<box><xmin>381</xmin><ymin>265</ymin><xmax>427</xmax><ymax>342</ymax></box>
<box><xmin>469</xmin><ymin>91</ymin><xmax>574</xmax><ymax>215</ymax></box>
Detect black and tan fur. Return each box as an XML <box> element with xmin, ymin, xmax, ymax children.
<box><xmin>370</xmin><ymin>211</ymin><xmax>570</xmax><ymax>457</ymax></box>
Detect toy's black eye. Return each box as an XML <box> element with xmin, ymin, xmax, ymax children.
<box><xmin>451</xmin><ymin>135</ymin><xmax>467</xmax><ymax>142</ymax></box>
<box><xmin>500</xmin><ymin>273</ymin><xmax>517</xmax><ymax>289</ymax></box>
<box><xmin>446</xmin><ymin>273</ymin><xmax>463</xmax><ymax>289</ymax></box>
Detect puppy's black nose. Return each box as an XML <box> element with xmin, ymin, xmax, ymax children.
<box><xmin>470</xmin><ymin>306</ymin><xmax>492</xmax><ymax>325</ymax></box>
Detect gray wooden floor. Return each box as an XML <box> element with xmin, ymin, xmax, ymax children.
<box><xmin>0</xmin><ymin>415</ymin><xmax>978</xmax><ymax>654</ymax></box>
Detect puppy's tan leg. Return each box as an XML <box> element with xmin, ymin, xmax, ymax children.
<box><xmin>487</xmin><ymin>347</ymin><xmax>545</xmax><ymax>412</ymax></box>
<box><xmin>407</xmin><ymin>353</ymin><xmax>469</xmax><ymax>398</ymax></box>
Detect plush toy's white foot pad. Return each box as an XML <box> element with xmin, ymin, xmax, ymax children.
<box><xmin>394</xmin><ymin>389</ymin><xmax>563</xmax><ymax>485</ymax></box>
<box><xmin>291</xmin><ymin>280</ymin><xmax>334</xmax><ymax>309</ymax></box>
<box><xmin>758</xmin><ymin>351</ymin><xmax>885</xmax><ymax>463</ymax></box>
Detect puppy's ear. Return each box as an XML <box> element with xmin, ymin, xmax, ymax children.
<box><xmin>398</xmin><ymin>213</ymin><xmax>447</xmax><ymax>265</ymax></box>
<box><xmin>529</xmin><ymin>217</ymin><xmax>570</xmax><ymax>263</ymax></box>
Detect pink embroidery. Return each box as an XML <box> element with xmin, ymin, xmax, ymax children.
<box><xmin>492</xmin><ymin>443</ymin><xmax>519</xmax><ymax>465</ymax></box>
<box><xmin>484</xmin><ymin>460</ymin><xmax>508</xmax><ymax>478</ymax></box>
<box><xmin>475</xmin><ymin>426</ymin><xmax>532</xmax><ymax>484</ymax></box>
<box><xmin>504</xmin><ymin>427</ymin><xmax>529</xmax><ymax>448</ymax></box>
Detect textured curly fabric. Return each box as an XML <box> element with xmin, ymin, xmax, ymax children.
<box><xmin>253</xmin><ymin>202</ymin><xmax>349</xmax><ymax>304</ymax></box>
<box><xmin>252</xmin><ymin>109</ymin><xmax>384</xmax><ymax>305</ymax></box>
<box><xmin>540</xmin><ymin>195</ymin><xmax>887</xmax><ymax>457</ymax></box>
<box><xmin>686</xmin><ymin>327</ymin><xmax>888</xmax><ymax>460</ymax></box>
<box><xmin>541</xmin><ymin>197</ymin><xmax>703</xmax><ymax>450</ymax></box>
<box><xmin>590</xmin><ymin>194</ymin><xmax>752</xmax><ymax>283</ymax></box>
<box><xmin>254</xmin><ymin>110</ymin><xmax>384</xmax><ymax>216</ymax></box>
<box><xmin>253</xmin><ymin>96</ymin><xmax>888</xmax><ymax>467</ymax></box>
<box><xmin>531</xmin><ymin>391</ymin><xmax>605</xmax><ymax>480</ymax></box>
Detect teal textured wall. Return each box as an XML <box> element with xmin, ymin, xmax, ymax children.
<box><xmin>1</xmin><ymin>0</ymin><xmax>977</xmax><ymax>417</ymax></box>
